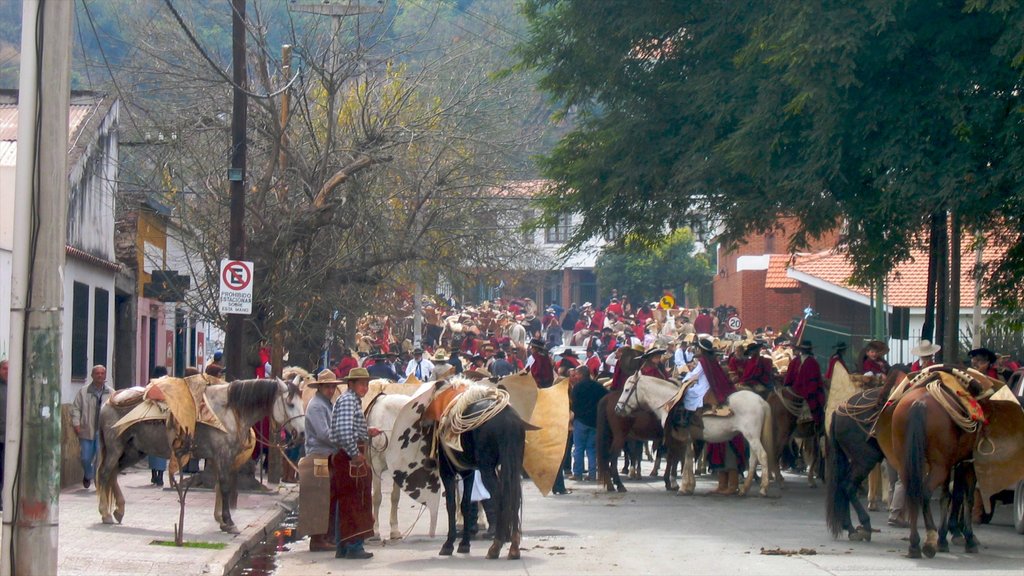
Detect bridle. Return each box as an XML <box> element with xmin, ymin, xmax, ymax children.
<box><xmin>615</xmin><ymin>373</ymin><xmax>641</xmax><ymax>416</ymax></box>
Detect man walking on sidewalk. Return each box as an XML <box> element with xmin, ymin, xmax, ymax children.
<box><xmin>71</xmin><ymin>365</ymin><xmax>113</xmax><ymax>489</ymax></box>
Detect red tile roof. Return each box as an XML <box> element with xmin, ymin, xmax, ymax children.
<box><xmin>789</xmin><ymin>233</ymin><xmax>1009</xmax><ymax>308</ymax></box>
<box><xmin>765</xmin><ymin>254</ymin><xmax>799</xmax><ymax>289</ymax></box>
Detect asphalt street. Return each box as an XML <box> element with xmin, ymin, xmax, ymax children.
<box><xmin>274</xmin><ymin>465</ymin><xmax>1024</xmax><ymax>576</ymax></box>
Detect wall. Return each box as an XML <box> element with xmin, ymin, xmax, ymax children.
<box><xmin>62</xmin><ymin>259</ymin><xmax>115</xmax><ymax>401</ymax></box>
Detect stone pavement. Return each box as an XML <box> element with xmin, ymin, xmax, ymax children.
<box><xmin>51</xmin><ymin>465</ymin><xmax>296</xmax><ymax>576</ymax></box>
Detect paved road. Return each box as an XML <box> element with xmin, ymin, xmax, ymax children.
<box><xmin>275</xmin><ymin>465</ymin><xmax>1024</xmax><ymax>576</ymax></box>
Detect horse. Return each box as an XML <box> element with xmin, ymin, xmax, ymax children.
<box><xmin>876</xmin><ymin>367</ymin><xmax>988</xmax><ymax>558</ymax></box>
<box><xmin>767</xmin><ymin>388</ymin><xmax>823</xmax><ymax>488</ymax></box>
<box><xmin>595</xmin><ymin>390</ymin><xmax>664</xmax><ymax>492</ymax></box>
<box><xmin>365</xmin><ymin>392</ymin><xmax>438</xmax><ymax>540</ymax></box>
<box><xmin>433</xmin><ymin>380</ymin><xmax>529</xmax><ymax>559</ymax></box>
<box><xmin>824</xmin><ymin>368</ymin><xmax>907</xmax><ymax>541</ymax></box>
<box><xmin>96</xmin><ymin>378</ymin><xmax>305</xmax><ymax>534</ymax></box>
<box><xmin>615</xmin><ymin>374</ymin><xmax>774</xmax><ymax>497</ymax></box>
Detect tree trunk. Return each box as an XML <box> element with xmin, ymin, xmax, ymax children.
<box><xmin>943</xmin><ymin>211</ymin><xmax>961</xmax><ymax>364</ymax></box>
<box><xmin>934</xmin><ymin>212</ymin><xmax>948</xmax><ymax>362</ymax></box>
<box><xmin>920</xmin><ymin>212</ymin><xmax>942</xmax><ymax>342</ymax></box>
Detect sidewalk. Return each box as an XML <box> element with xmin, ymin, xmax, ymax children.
<box><xmin>55</xmin><ymin>465</ymin><xmax>296</xmax><ymax>576</ymax></box>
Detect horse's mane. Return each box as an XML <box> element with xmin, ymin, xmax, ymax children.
<box><xmin>227</xmin><ymin>379</ymin><xmax>280</xmax><ymax>419</ymax></box>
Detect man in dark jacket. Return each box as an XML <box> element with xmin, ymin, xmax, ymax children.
<box><xmin>366</xmin><ymin>353</ymin><xmax>401</xmax><ymax>381</ymax></box>
<box><xmin>569</xmin><ymin>365</ymin><xmax>606</xmax><ymax>481</ymax></box>
<box><xmin>489</xmin><ymin>350</ymin><xmax>516</xmax><ymax>378</ymax></box>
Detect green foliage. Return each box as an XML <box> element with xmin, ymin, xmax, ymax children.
<box><xmin>517</xmin><ymin>0</ymin><xmax>1024</xmax><ymax>325</ymax></box>
<box><xmin>594</xmin><ymin>229</ymin><xmax>711</xmax><ymax>307</ymax></box>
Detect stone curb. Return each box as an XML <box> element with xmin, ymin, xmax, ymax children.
<box><xmin>204</xmin><ymin>484</ymin><xmax>299</xmax><ymax>575</ymax></box>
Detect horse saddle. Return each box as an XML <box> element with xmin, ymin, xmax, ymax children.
<box><xmin>703</xmin><ymin>405</ymin><xmax>733</xmax><ymax>418</ymax></box>
<box><xmin>109</xmin><ymin>386</ymin><xmax>147</xmax><ymax>409</ymax></box>
<box><xmin>438</xmin><ymin>386</ymin><xmax>509</xmax><ymax>457</ymax></box>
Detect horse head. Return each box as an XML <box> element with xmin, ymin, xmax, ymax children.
<box><xmin>614</xmin><ymin>372</ymin><xmax>642</xmax><ymax>417</ymax></box>
<box><xmin>274</xmin><ymin>377</ymin><xmax>306</xmax><ymax>440</ymax></box>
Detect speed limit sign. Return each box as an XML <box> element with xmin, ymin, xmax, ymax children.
<box><xmin>726</xmin><ymin>314</ymin><xmax>742</xmax><ymax>332</ymax></box>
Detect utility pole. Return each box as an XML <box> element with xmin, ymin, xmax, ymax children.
<box><xmin>3</xmin><ymin>1</ymin><xmax>73</xmax><ymax>574</ymax></box>
<box><xmin>944</xmin><ymin>211</ymin><xmax>962</xmax><ymax>364</ymax></box>
<box><xmin>225</xmin><ymin>0</ymin><xmax>248</xmax><ymax>381</ymax></box>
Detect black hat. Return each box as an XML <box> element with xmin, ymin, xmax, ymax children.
<box><xmin>696</xmin><ymin>337</ymin><xmax>716</xmax><ymax>354</ymax></box>
<box><xmin>413</xmin><ymin>347</ymin><xmax>424</xmax><ymax>355</ymax></box>
<box><xmin>968</xmin><ymin>347</ymin><xmax>997</xmax><ymax>364</ymax></box>
<box><xmin>529</xmin><ymin>338</ymin><xmax>547</xmax><ymax>349</ymax></box>
<box><xmin>797</xmin><ymin>341</ymin><xmax>813</xmax><ymax>353</ymax></box>
<box><xmin>560</xmin><ymin>348</ymin><xmax>579</xmax><ymax>358</ymax></box>
<box><xmin>832</xmin><ymin>341</ymin><xmax>847</xmax><ymax>350</ymax></box>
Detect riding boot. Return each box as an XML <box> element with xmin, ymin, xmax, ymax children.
<box><xmin>725</xmin><ymin>469</ymin><xmax>739</xmax><ymax>495</ymax></box>
<box><xmin>709</xmin><ymin>471</ymin><xmax>729</xmax><ymax>495</ymax></box>
<box><xmin>150</xmin><ymin>470</ymin><xmax>159</xmax><ymax>485</ymax></box>
<box><xmin>156</xmin><ymin>470</ymin><xmax>164</xmax><ymax>487</ymax></box>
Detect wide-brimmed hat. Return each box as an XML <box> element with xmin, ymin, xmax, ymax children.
<box><xmin>864</xmin><ymin>340</ymin><xmax>889</xmax><ymax>354</ymax></box>
<box><xmin>831</xmin><ymin>341</ymin><xmax>848</xmax><ymax>351</ymax></box>
<box><xmin>529</xmin><ymin>338</ymin><xmax>547</xmax><ymax>349</ymax></box>
<box><xmin>968</xmin><ymin>347</ymin><xmax>997</xmax><ymax>363</ymax></box>
<box><xmin>343</xmin><ymin>367</ymin><xmax>371</xmax><ymax>381</ymax></box>
<box><xmin>309</xmin><ymin>368</ymin><xmax>343</xmax><ymax>387</ymax></box>
<box><xmin>910</xmin><ymin>340</ymin><xmax>941</xmax><ymax>357</ymax></box>
<box><xmin>413</xmin><ymin>347</ymin><xmax>424</xmax><ymax>355</ymax></box>
<box><xmin>641</xmin><ymin>347</ymin><xmax>666</xmax><ymax>360</ymax></box>
<box><xmin>432</xmin><ymin>349</ymin><xmax>449</xmax><ymax>362</ymax></box>
<box><xmin>696</xmin><ymin>337</ymin><xmax>717</xmax><ymax>354</ymax></box>
<box><xmin>745</xmin><ymin>341</ymin><xmax>765</xmax><ymax>354</ymax></box>
<box><xmin>560</xmin><ymin>349</ymin><xmax>579</xmax><ymax>358</ymax></box>
<box><xmin>796</xmin><ymin>341</ymin><xmax>814</xmax><ymax>353</ymax></box>
<box><xmin>463</xmin><ymin>367</ymin><xmax>492</xmax><ymax>380</ymax></box>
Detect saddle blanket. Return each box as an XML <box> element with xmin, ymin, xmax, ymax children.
<box><xmin>113</xmin><ymin>374</ymin><xmax>227</xmax><ymax>437</ymax></box>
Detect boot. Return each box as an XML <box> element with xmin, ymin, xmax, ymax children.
<box><xmin>725</xmin><ymin>469</ymin><xmax>739</xmax><ymax>496</ymax></box>
<box><xmin>155</xmin><ymin>470</ymin><xmax>164</xmax><ymax>487</ymax></box>
<box><xmin>709</xmin><ymin>471</ymin><xmax>729</xmax><ymax>495</ymax></box>
<box><xmin>150</xmin><ymin>470</ymin><xmax>159</xmax><ymax>485</ymax></box>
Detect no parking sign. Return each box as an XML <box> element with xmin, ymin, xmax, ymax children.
<box><xmin>219</xmin><ymin>259</ymin><xmax>254</xmax><ymax>315</ymax></box>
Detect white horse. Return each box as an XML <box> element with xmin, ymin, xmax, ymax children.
<box><xmin>366</xmin><ymin>393</ymin><xmax>438</xmax><ymax>540</ymax></box>
<box><xmin>615</xmin><ymin>375</ymin><xmax>774</xmax><ymax>497</ymax></box>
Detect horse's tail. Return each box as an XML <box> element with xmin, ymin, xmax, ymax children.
<box><xmin>497</xmin><ymin>409</ymin><xmax>525</xmax><ymax>542</ymax></box>
<box><xmin>595</xmin><ymin>396</ymin><xmax>610</xmax><ymax>485</ymax></box>
<box><xmin>825</xmin><ymin>418</ymin><xmax>848</xmax><ymax>538</ymax></box>
<box><xmin>904</xmin><ymin>400</ymin><xmax>929</xmax><ymax>510</ymax></box>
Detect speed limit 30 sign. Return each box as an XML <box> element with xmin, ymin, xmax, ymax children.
<box><xmin>219</xmin><ymin>259</ymin><xmax>254</xmax><ymax>315</ymax></box>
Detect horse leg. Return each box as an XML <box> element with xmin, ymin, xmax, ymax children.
<box><xmin>478</xmin><ymin>467</ymin><xmax>505</xmax><ymax>560</ymax></box>
<box><xmin>961</xmin><ymin>465</ymin><xmax>980</xmax><ymax>553</ymax></box>
<box><xmin>681</xmin><ymin>443</ymin><xmax>695</xmax><ymax>495</ymax></box>
<box><xmin>650</xmin><ymin>441</ymin><xmax>663</xmax><ymax>478</ymax></box>
<box><xmin>507</xmin><ymin>529</ymin><xmax>521</xmax><ymax>560</ymax></box>
<box><xmin>458</xmin><ymin>471</ymin><xmax>477</xmax><ymax>554</ymax></box>
<box><xmin>744</xmin><ymin>437</ymin><xmax>768</xmax><ymax>497</ymax></box>
<box><xmin>921</xmin><ymin>488</ymin><xmax>939</xmax><ymax>558</ymax></box>
<box><xmin>388</xmin><ymin>475</ymin><xmax>402</xmax><ymax>540</ymax></box>
<box><xmin>371</xmin><ymin>468</ymin><xmax>383</xmax><ymax>540</ymax></box>
<box><xmin>439</xmin><ymin>468</ymin><xmax>458</xmax><ymax>556</ymax></box>
<box><xmin>217</xmin><ymin>466</ymin><xmax>239</xmax><ymax>534</ymax></box>
<box><xmin>847</xmin><ymin>482</ymin><xmax>873</xmax><ymax>542</ymax></box>
<box><xmin>867</xmin><ymin>465</ymin><xmax>882</xmax><ymax>511</ymax></box>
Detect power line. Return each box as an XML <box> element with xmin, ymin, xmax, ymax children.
<box><xmin>80</xmin><ymin>0</ymin><xmax>143</xmax><ymax>135</ymax></box>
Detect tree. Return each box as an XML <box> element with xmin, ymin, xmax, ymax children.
<box><xmin>516</xmin><ymin>0</ymin><xmax>1024</xmax><ymax>326</ymax></box>
<box><xmin>594</xmin><ymin>228</ymin><xmax>711</xmax><ymax>308</ymax></box>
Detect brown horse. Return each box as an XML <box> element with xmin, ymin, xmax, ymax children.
<box><xmin>767</xmin><ymin>388</ymin><xmax>822</xmax><ymax>488</ymax></box>
<box><xmin>876</xmin><ymin>368</ymin><xmax>985</xmax><ymax>558</ymax></box>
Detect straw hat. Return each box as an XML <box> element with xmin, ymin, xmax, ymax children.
<box><xmin>696</xmin><ymin>337</ymin><xmax>717</xmax><ymax>354</ymax></box>
<box><xmin>910</xmin><ymin>340</ymin><xmax>940</xmax><ymax>357</ymax></box>
<box><xmin>463</xmin><ymin>367</ymin><xmax>492</xmax><ymax>380</ymax></box>
<box><xmin>342</xmin><ymin>367</ymin><xmax>371</xmax><ymax>381</ymax></box>
<box><xmin>432</xmin><ymin>349</ymin><xmax>449</xmax><ymax>362</ymax></box>
<box><xmin>309</xmin><ymin>368</ymin><xmax>343</xmax><ymax>387</ymax></box>
<box><xmin>641</xmin><ymin>346</ymin><xmax>666</xmax><ymax>360</ymax></box>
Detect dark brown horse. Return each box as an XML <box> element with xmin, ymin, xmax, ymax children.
<box><xmin>595</xmin><ymin>390</ymin><xmax>664</xmax><ymax>492</ymax></box>
<box><xmin>876</xmin><ymin>368</ymin><xmax>985</xmax><ymax>558</ymax></box>
<box><xmin>767</xmin><ymin>388</ymin><xmax>822</xmax><ymax>488</ymax></box>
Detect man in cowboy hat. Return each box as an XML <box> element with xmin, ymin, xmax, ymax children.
<box><xmin>678</xmin><ymin>337</ymin><xmax>739</xmax><ymax>494</ymax></box>
<box><xmin>328</xmin><ymin>368</ymin><xmax>381</xmax><ymax>559</ymax></box>
<box><xmin>404</xmin><ymin>348</ymin><xmax>433</xmax><ymax>382</ymax></box>
<box><xmin>526</xmin><ymin>338</ymin><xmax>555</xmax><ymax>388</ymax></box>
<box><xmin>910</xmin><ymin>340</ymin><xmax>940</xmax><ymax>372</ymax></box>
<box><xmin>738</xmin><ymin>341</ymin><xmax>773</xmax><ymax>394</ymax></box>
<box><xmin>556</xmin><ymin>348</ymin><xmax>581</xmax><ymax>377</ymax></box>
<box><xmin>825</xmin><ymin>341</ymin><xmax>849</xmax><ymax>381</ymax></box>
<box><xmin>367</xmin><ymin>353</ymin><xmax>401</xmax><ymax>381</ymax></box>
<box><xmin>789</xmin><ymin>341</ymin><xmax>825</xmax><ymax>428</ymax></box>
<box><xmin>303</xmin><ymin>369</ymin><xmax>343</xmax><ymax>551</ymax></box>
<box><xmin>429</xmin><ymin>349</ymin><xmax>454</xmax><ymax>380</ymax></box>
<box><xmin>968</xmin><ymin>347</ymin><xmax>1000</xmax><ymax>379</ymax></box>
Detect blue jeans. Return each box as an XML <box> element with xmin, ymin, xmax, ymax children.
<box><xmin>572</xmin><ymin>421</ymin><xmax>597</xmax><ymax>479</ymax></box>
<box><xmin>80</xmin><ymin>436</ymin><xmax>98</xmax><ymax>481</ymax></box>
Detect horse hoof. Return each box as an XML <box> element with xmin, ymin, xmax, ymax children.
<box><xmin>389</xmin><ymin>533</ymin><xmax>403</xmax><ymax>541</ymax></box>
<box><xmin>101</xmin><ymin>516</ymin><xmax>116</xmax><ymax>525</ymax></box>
<box><xmin>951</xmin><ymin>535</ymin><xmax>965</xmax><ymax>546</ymax></box>
<box><xmin>868</xmin><ymin>502</ymin><xmax>879</xmax><ymax>511</ymax></box>
<box><xmin>439</xmin><ymin>543</ymin><xmax>454</xmax><ymax>556</ymax></box>
<box><xmin>486</xmin><ymin>542</ymin><xmax>502</xmax><ymax>559</ymax></box>
<box><xmin>457</xmin><ymin>542</ymin><xmax>471</xmax><ymax>554</ymax></box>
<box><xmin>507</xmin><ymin>549</ymin><xmax>520</xmax><ymax>560</ymax></box>
<box><xmin>220</xmin><ymin>523</ymin><xmax>240</xmax><ymax>535</ymax></box>
<box><xmin>965</xmin><ymin>541</ymin><xmax>979</xmax><ymax>554</ymax></box>
<box><xmin>113</xmin><ymin>510</ymin><xmax>124</xmax><ymax>524</ymax></box>
<box><xmin>922</xmin><ymin>543</ymin><xmax>936</xmax><ymax>559</ymax></box>
<box><xmin>907</xmin><ymin>547</ymin><xmax>922</xmax><ymax>559</ymax></box>
<box><xmin>849</xmin><ymin>527</ymin><xmax>871</xmax><ymax>542</ymax></box>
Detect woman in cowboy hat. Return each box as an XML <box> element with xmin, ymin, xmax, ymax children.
<box><xmin>526</xmin><ymin>338</ymin><xmax>555</xmax><ymax>388</ymax></box>
<box><xmin>860</xmin><ymin>340</ymin><xmax>890</xmax><ymax>378</ymax></box>
<box><xmin>328</xmin><ymin>368</ymin><xmax>381</xmax><ymax>559</ymax></box>
<box><xmin>909</xmin><ymin>340</ymin><xmax>940</xmax><ymax>372</ymax></box>
<box><xmin>303</xmin><ymin>369</ymin><xmax>344</xmax><ymax>552</ymax></box>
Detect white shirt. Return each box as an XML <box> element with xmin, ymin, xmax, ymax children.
<box><xmin>674</xmin><ymin>347</ymin><xmax>694</xmax><ymax>368</ymax></box>
<box><xmin>680</xmin><ymin>361</ymin><xmax>710</xmax><ymax>411</ymax></box>
<box><xmin>404</xmin><ymin>357</ymin><xmax>434</xmax><ymax>380</ymax></box>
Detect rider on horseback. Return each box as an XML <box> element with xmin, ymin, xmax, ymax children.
<box><xmin>677</xmin><ymin>338</ymin><xmax>735</xmax><ymax>431</ymax></box>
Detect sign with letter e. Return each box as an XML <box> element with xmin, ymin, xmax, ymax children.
<box><xmin>219</xmin><ymin>259</ymin><xmax>254</xmax><ymax>315</ymax></box>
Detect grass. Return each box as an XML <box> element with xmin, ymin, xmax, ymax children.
<box><xmin>149</xmin><ymin>540</ymin><xmax>228</xmax><ymax>550</ymax></box>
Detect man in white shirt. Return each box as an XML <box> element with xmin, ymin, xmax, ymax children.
<box><xmin>674</xmin><ymin>340</ymin><xmax>696</xmax><ymax>377</ymax></box>
<box><xmin>404</xmin><ymin>348</ymin><xmax>434</xmax><ymax>381</ymax></box>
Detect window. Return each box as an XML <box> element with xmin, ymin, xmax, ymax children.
<box><xmin>93</xmin><ymin>287</ymin><xmax>109</xmax><ymax>369</ymax></box>
<box><xmin>765</xmin><ymin>233</ymin><xmax>775</xmax><ymax>254</ymax></box>
<box><xmin>545</xmin><ymin>214</ymin><xmax>572</xmax><ymax>244</ymax></box>
<box><xmin>71</xmin><ymin>282</ymin><xmax>90</xmax><ymax>379</ymax></box>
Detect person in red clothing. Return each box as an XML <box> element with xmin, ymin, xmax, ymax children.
<box><xmin>584</xmin><ymin>347</ymin><xmax>602</xmax><ymax>375</ymax></box>
<box><xmin>606</xmin><ymin>297</ymin><xmax>623</xmax><ymax>318</ymax></box>
<box><xmin>639</xmin><ymin>347</ymin><xmax>670</xmax><ymax>379</ymax></box>
<box><xmin>789</xmin><ymin>341</ymin><xmax>825</xmax><ymax>428</ymax></box>
<box><xmin>693</xmin><ymin>309</ymin><xmax>714</xmax><ymax>335</ymax></box>
<box><xmin>909</xmin><ymin>340</ymin><xmax>940</xmax><ymax>372</ymax></box>
<box><xmin>335</xmin><ymin>349</ymin><xmax>359</xmax><ymax>378</ymax></box>
<box><xmin>968</xmin><ymin>347</ymin><xmax>1001</xmax><ymax>380</ymax></box>
<box><xmin>528</xmin><ymin>338</ymin><xmax>555</xmax><ymax>388</ymax></box>
<box><xmin>590</xmin><ymin>307</ymin><xmax>606</xmax><ymax>332</ymax></box>
<box><xmin>783</xmin><ymin>341</ymin><xmax>801</xmax><ymax>388</ymax></box>
<box><xmin>726</xmin><ymin>345</ymin><xmax>748</xmax><ymax>383</ymax></box>
<box><xmin>860</xmin><ymin>340</ymin><xmax>890</xmax><ymax>378</ymax></box>
<box><xmin>825</xmin><ymin>341</ymin><xmax>849</xmax><ymax>381</ymax></box>
<box><xmin>738</xmin><ymin>341</ymin><xmax>773</xmax><ymax>392</ymax></box>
